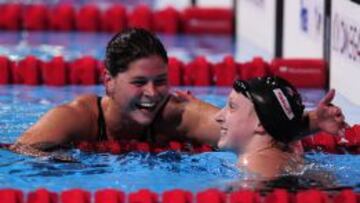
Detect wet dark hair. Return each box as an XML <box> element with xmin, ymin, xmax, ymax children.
<box><xmin>105</xmin><ymin>28</ymin><xmax>168</xmax><ymax>76</ymax></box>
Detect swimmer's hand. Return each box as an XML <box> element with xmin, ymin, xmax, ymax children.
<box><xmin>310</xmin><ymin>89</ymin><xmax>349</xmax><ymax>135</ymax></box>
<box><xmin>172</xmin><ymin>90</ymin><xmax>196</xmax><ymax>103</ymax></box>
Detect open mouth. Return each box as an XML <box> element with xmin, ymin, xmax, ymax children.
<box><xmin>220</xmin><ymin>127</ymin><xmax>228</xmax><ymax>136</ymax></box>
<box><xmin>135</xmin><ymin>101</ymin><xmax>158</xmax><ymax>112</ymax></box>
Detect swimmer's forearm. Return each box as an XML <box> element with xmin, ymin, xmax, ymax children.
<box><xmin>9</xmin><ymin>142</ymin><xmax>53</xmax><ymax>157</ymax></box>
<box><xmin>9</xmin><ymin>142</ymin><xmax>76</xmax><ymax>162</ymax></box>
<box><xmin>302</xmin><ymin>111</ymin><xmax>319</xmax><ymax>135</ymax></box>
<box><xmin>182</xmin><ymin>98</ymin><xmax>221</xmax><ymax>145</ymax></box>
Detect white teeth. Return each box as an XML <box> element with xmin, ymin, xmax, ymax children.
<box><xmin>139</xmin><ymin>102</ymin><xmax>156</xmax><ymax>108</ymax></box>
<box><xmin>220</xmin><ymin>128</ymin><xmax>227</xmax><ymax>136</ymax></box>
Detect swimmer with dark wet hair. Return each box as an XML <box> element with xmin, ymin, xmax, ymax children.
<box><xmin>215</xmin><ymin>76</ymin><xmax>328</xmax><ymax>178</ymax></box>
<box><xmin>10</xmin><ymin>28</ymin><xmax>346</xmax><ymax>160</ymax></box>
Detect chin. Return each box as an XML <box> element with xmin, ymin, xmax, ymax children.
<box><xmin>217</xmin><ymin>137</ymin><xmax>230</xmax><ymax>149</ymax></box>
<box><xmin>131</xmin><ymin>112</ymin><xmax>154</xmax><ymax>126</ymax></box>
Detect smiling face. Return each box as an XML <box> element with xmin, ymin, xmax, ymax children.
<box><xmin>215</xmin><ymin>90</ymin><xmax>260</xmax><ymax>152</ymax></box>
<box><xmin>105</xmin><ymin>55</ymin><xmax>169</xmax><ymax>126</ymax></box>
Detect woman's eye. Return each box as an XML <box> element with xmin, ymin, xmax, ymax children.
<box><xmin>229</xmin><ymin>103</ymin><xmax>236</xmax><ymax>111</ymax></box>
<box><xmin>131</xmin><ymin>81</ymin><xmax>147</xmax><ymax>86</ymax></box>
<box><xmin>154</xmin><ymin>79</ymin><xmax>167</xmax><ymax>86</ymax></box>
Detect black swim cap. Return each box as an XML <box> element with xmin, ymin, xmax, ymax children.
<box><xmin>233</xmin><ymin>76</ymin><xmax>305</xmax><ymax>143</ymax></box>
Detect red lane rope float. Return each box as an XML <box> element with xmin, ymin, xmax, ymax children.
<box><xmin>264</xmin><ymin>189</ymin><xmax>291</xmax><ymax>203</ymax></box>
<box><xmin>129</xmin><ymin>189</ymin><xmax>158</xmax><ymax>203</ymax></box>
<box><xmin>95</xmin><ymin>189</ymin><xmax>125</xmax><ymax>203</ymax></box>
<box><xmin>0</xmin><ymin>3</ymin><xmax>22</xmax><ymax>30</ymax></box>
<box><xmin>69</xmin><ymin>56</ymin><xmax>100</xmax><ymax>85</ymax></box>
<box><xmin>75</xmin><ymin>4</ymin><xmax>102</xmax><ymax>32</ymax></box>
<box><xmin>49</xmin><ymin>4</ymin><xmax>76</xmax><ymax>31</ymax></box>
<box><xmin>197</xmin><ymin>189</ymin><xmax>226</xmax><ymax>203</ymax></box>
<box><xmin>42</xmin><ymin>56</ymin><xmax>69</xmax><ymax>86</ymax></box>
<box><xmin>240</xmin><ymin>57</ymin><xmax>269</xmax><ymax>81</ymax></box>
<box><xmin>0</xmin><ymin>55</ymin><xmax>328</xmax><ymax>88</ymax></box>
<box><xmin>23</xmin><ymin>4</ymin><xmax>49</xmax><ymax>31</ymax></box>
<box><xmin>101</xmin><ymin>4</ymin><xmax>127</xmax><ymax>33</ymax></box>
<box><xmin>127</xmin><ymin>4</ymin><xmax>153</xmax><ymax>31</ymax></box>
<box><xmin>303</xmin><ymin>125</ymin><xmax>360</xmax><ymax>154</ymax></box>
<box><xmin>28</xmin><ymin>189</ymin><xmax>57</xmax><ymax>203</ymax></box>
<box><xmin>162</xmin><ymin>189</ymin><xmax>193</xmax><ymax>203</ymax></box>
<box><xmin>185</xmin><ymin>56</ymin><xmax>214</xmax><ymax>86</ymax></box>
<box><xmin>214</xmin><ymin>55</ymin><xmax>239</xmax><ymax>86</ymax></box>
<box><xmin>14</xmin><ymin>56</ymin><xmax>43</xmax><ymax>85</ymax></box>
<box><xmin>0</xmin><ymin>3</ymin><xmax>234</xmax><ymax>35</ymax></box>
<box><xmin>230</xmin><ymin>190</ymin><xmax>260</xmax><ymax>203</ymax></box>
<box><xmin>0</xmin><ymin>189</ymin><xmax>23</xmax><ymax>203</ymax></box>
<box><xmin>74</xmin><ymin>125</ymin><xmax>360</xmax><ymax>155</ymax></box>
<box><xmin>75</xmin><ymin>140</ymin><xmax>213</xmax><ymax>154</ymax></box>
<box><xmin>153</xmin><ymin>7</ymin><xmax>180</xmax><ymax>34</ymax></box>
<box><xmin>0</xmin><ymin>188</ymin><xmax>358</xmax><ymax>203</ymax></box>
<box><xmin>168</xmin><ymin>57</ymin><xmax>184</xmax><ymax>86</ymax></box>
<box><xmin>0</xmin><ymin>56</ymin><xmax>13</xmax><ymax>84</ymax></box>
<box><xmin>61</xmin><ymin>189</ymin><xmax>91</xmax><ymax>203</ymax></box>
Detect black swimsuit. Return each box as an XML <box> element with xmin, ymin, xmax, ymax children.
<box><xmin>97</xmin><ymin>96</ymin><xmax>107</xmax><ymax>141</ymax></box>
<box><xmin>96</xmin><ymin>95</ymin><xmax>171</xmax><ymax>142</ymax></box>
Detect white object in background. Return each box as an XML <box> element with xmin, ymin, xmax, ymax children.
<box><xmin>330</xmin><ymin>0</ymin><xmax>360</xmax><ymax>106</ymax></box>
<box><xmin>196</xmin><ymin>0</ymin><xmax>233</xmax><ymax>8</ymax></box>
<box><xmin>283</xmin><ymin>0</ymin><xmax>325</xmax><ymax>58</ymax></box>
<box><xmin>154</xmin><ymin>0</ymin><xmax>191</xmax><ymax>10</ymax></box>
<box><xmin>236</xmin><ymin>0</ymin><xmax>277</xmax><ymax>59</ymax></box>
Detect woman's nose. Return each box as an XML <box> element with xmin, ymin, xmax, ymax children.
<box><xmin>215</xmin><ymin>108</ymin><xmax>225</xmax><ymax>124</ymax></box>
<box><xmin>143</xmin><ymin>82</ymin><xmax>156</xmax><ymax>97</ymax></box>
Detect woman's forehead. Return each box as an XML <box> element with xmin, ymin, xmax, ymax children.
<box><xmin>122</xmin><ymin>56</ymin><xmax>168</xmax><ymax>77</ymax></box>
<box><xmin>229</xmin><ymin>90</ymin><xmax>253</xmax><ymax>106</ymax></box>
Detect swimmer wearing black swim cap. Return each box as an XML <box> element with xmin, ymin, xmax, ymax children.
<box><xmin>233</xmin><ymin>76</ymin><xmax>306</xmax><ymax>144</ymax></box>
<box><xmin>215</xmin><ymin>76</ymin><xmax>308</xmax><ymax>178</ymax></box>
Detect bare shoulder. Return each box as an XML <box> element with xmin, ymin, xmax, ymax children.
<box><xmin>68</xmin><ymin>94</ymin><xmax>99</xmax><ymax>112</ymax></box>
<box><xmin>62</xmin><ymin>94</ymin><xmax>100</xmax><ymax>134</ymax></box>
<box><xmin>47</xmin><ymin>94</ymin><xmax>99</xmax><ymax>123</ymax></box>
<box><xmin>15</xmin><ymin>94</ymin><xmax>100</xmax><ymax>147</ymax></box>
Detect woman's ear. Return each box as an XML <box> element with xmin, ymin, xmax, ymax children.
<box><xmin>104</xmin><ymin>70</ymin><xmax>115</xmax><ymax>96</ymax></box>
<box><xmin>254</xmin><ymin>122</ymin><xmax>267</xmax><ymax>135</ymax></box>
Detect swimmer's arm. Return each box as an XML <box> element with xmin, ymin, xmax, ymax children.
<box><xmin>10</xmin><ymin>101</ymin><xmax>89</xmax><ymax>154</ymax></box>
<box><xmin>157</xmin><ymin>92</ymin><xmax>221</xmax><ymax>146</ymax></box>
<box><xmin>179</xmin><ymin>98</ymin><xmax>221</xmax><ymax>145</ymax></box>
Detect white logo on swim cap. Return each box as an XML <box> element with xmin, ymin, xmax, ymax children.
<box><xmin>273</xmin><ymin>88</ymin><xmax>295</xmax><ymax>120</ymax></box>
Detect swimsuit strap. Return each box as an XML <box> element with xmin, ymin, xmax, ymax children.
<box><xmin>97</xmin><ymin>96</ymin><xmax>107</xmax><ymax>141</ymax></box>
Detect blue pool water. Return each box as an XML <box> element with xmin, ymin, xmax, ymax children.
<box><xmin>0</xmin><ymin>85</ymin><xmax>359</xmax><ymax>193</ymax></box>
